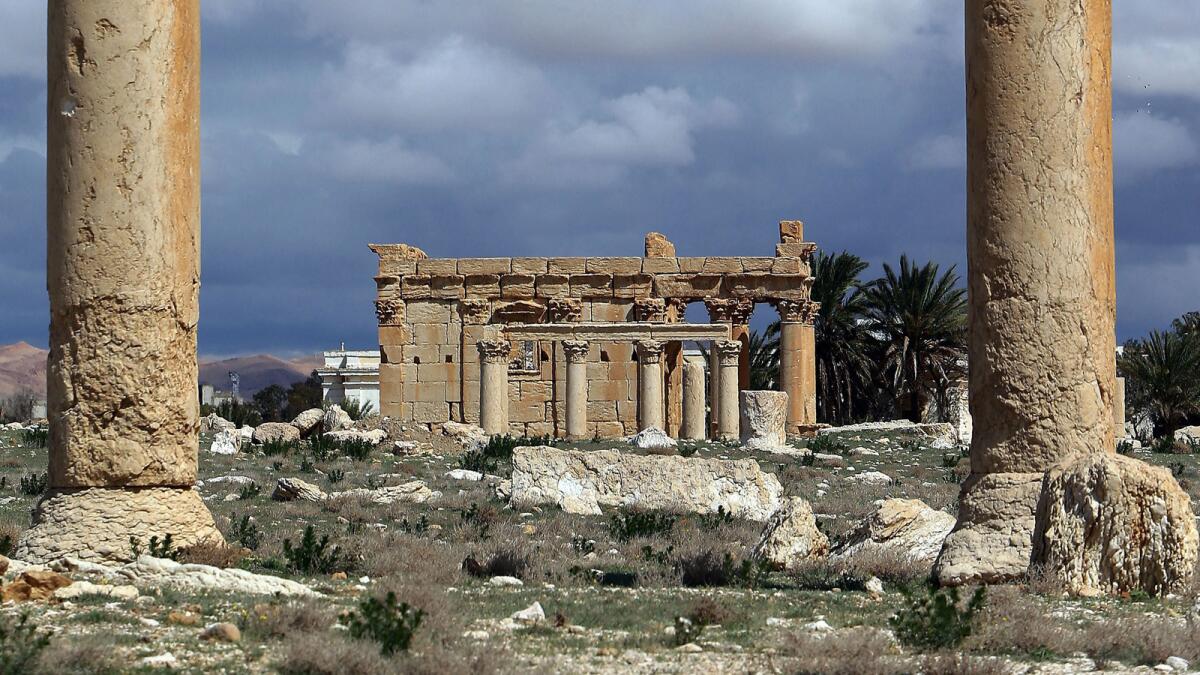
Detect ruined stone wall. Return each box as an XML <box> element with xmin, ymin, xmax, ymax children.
<box><xmin>371</xmin><ymin>244</ymin><xmax>816</xmax><ymax>437</ymax></box>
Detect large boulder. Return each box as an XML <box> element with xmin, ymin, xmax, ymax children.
<box><xmin>1032</xmin><ymin>453</ymin><xmax>1199</xmax><ymax>597</ymax></box>
<box><xmin>752</xmin><ymin>497</ymin><xmax>829</xmax><ymax>571</ymax></box>
<box><xmin>55</xmin><ymin>556</ymin><xmax>316</xmax><ymax>596</ymax></box>
<box><xmin>322</xmin><ymin>405</ymin><xmax>353</xmax><ymax>433</ymax></box>
<box><xmin>200</xmin><ymin>414</ymin><xmax>235</xmax><ymax>434</ymax></box>
<box><xmin>443</xmin><ymin>421</ymin><xmax>488</xmax><ymax>447</ymax></box>
<box><xmin>740</xmin><ymin>391</ymin><xmax>789</xmax><ymax>451</ymax></box>
<box><xmin>333</xmin><ymin>481</ymin><xmax>435</xmax><ymax>505</ymax></box>
<box><xmin>252</xmin><ymin>423</ymin><xmax>300</xmax><ymax>445</ymax></box>
<box><xmin>291</xmin><ymin>409</ymin><xmax>324</xmax><ymax>436</ymax></box>
<box><xmin>833</xmin><ymin>498</ymin><xmax>956</xmax><ymax>570</ymax></box>
<box><xmin>818</xmin><ymin>420</ymin><xmax>956</xmax><ymax>448</ymax></box>
<box><xmin>1174</xmin><ymin>426</ymin><xmax>1200</xmax><ymax>446</ymax></box>
<box><xmin>511</xmin><ymin>446</ymin><xmax>782</xmax><ymax>521</ymax></box>
<box><xmin>271</xmin><ymin>478</ymin><xmax>328</xmax><ymax>502</ymax></box>
<box><xmin>628</xmin><ymin>427</ymin><xmax>676</xmax><ymax>452</ymax></box>
<box><xmin>207</xmin><ymin>429</ymin><xmax>241</xmax><ymax>456</ymax></box>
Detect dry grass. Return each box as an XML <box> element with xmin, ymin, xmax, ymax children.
<box><xmin>33</xmin><ymin>636</ymin><xmax>125</xmax><ymax>675</ymax></box>
<box><xmin>240</xmin><ymin>599</ymin><xmax>336</xmax><ymax>640</ymax></box>
<box><xmin>783</xmin><ymin>627</ymin><xmax>905</xmax><ymax>675</ymax></box>
<box><xmin>178</xmin><ymin>540</ymin><xmax>249</xmax><ymax>568</ymax></box>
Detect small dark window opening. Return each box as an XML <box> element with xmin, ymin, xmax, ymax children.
<box><xmin>413</xmin><ymin>356</ymin><xmax>421</xmax><ymax>365</ymax></box>
<box><xmin>541</xmin><ymin>349</ymin><xmax>550</xmax><ymax>362</ymax></box>
<box><xmin>445</xmin><ymin>355</ymin><xmax>454</xmax><ymax>363</ymax></box>
<box><xmin>600</xmin><ymin>350</ymin><xmax>611</xmax><ymax>363</ymax></box>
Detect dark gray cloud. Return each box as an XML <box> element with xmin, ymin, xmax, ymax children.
<box><xmin>0</xmin><ymin>1</ymin><xmax>1196</xmax><ymax>355</ymax></box>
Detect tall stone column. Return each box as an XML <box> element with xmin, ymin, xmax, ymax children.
<box><xmin>935</xmin><ymin>0</ymin><xmax>1117</xmax><ymax>585</ymax></box>
<box><xmin>1114</xmin><ymin>376</ymin><xmax>1126</xmax><ymax>439</ymax></box>
<box><xmin>563</xmin><ymin>341</ymin><xmax>590</xmax><ymax>440</ymax></box>
<box><xmin>636</xmin><ymin>340</ymin><xmax>666</xmax><ymax>431</ymax></box>
<box><xmin>729</xmin><ymin>300</ymin><xmax>755</xmax><ymax>390</ymax></box>
<box><xmin>681</xmin><ymin>358</ymin><xmax>707</xmax><ymax>440</ymax></box>
<box><xmin>477</xmin><ymin>340</ymin><xmax>511</xmax><ymax>436</ymax></box>
<box><xmin>715</xmin><ymin>341</ymin><xmax>742</xmax><ymax>441</ymax></box>
<box><xmin>18</xmin><ymin>0</ymin><xmax>222</xmax><ymax>563</ymax></box>
<box><xmin>776</xmin><ymin>300</ymin><xmax>820</xmax><ymax>432</ymax></box>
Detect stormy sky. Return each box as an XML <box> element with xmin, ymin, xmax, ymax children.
<box><xmin>1</xmin><ymin>2</ymin><xmax>1197</xmax><ymax>356</ymax></box>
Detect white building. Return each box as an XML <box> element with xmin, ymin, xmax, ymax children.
<box><xmin>318</xmin><ymin>348</ymin><xmax>380</xmax><ymax>414</ymax></box>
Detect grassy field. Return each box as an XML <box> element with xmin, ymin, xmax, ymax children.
<box><xmin>0</xmin><ymin>424</ymin><xmax>1197</xmax><ymax>674</ymax></box>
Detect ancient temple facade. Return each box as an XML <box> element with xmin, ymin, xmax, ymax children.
<box><xmin>370</xmin><ymin>223</ymin><xmax>819</xmax><ymax>440</ymax></box>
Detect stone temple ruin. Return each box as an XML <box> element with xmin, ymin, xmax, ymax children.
<box><xmin>369</xmin><ymin>226</ymin><xmax>819</xmax><ymax>442</ymax></box>
<box><xmin>15</xmin><ymin>0</ymin><xmax>1200</xmax><ymax>599</ymax></box>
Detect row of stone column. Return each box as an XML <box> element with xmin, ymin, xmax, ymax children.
<box><xmin>475</xmin><ymin>338</ymin><xmax>744</xmax><ymax>441</ymax></box>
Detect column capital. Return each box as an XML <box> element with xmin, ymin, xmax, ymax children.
<box><xmin>562</xmin><ymin>340</ymin><xmax>590</xmax><ymax>364</ymax></box>
<box><xmin>477</xmin><ymin>339</ymin><xmax>511</xmax><ymax>364</ymax></box>
<box><xmin>704</xmin><ymin>297</ymin><xmax>754</xmax><ymax>324</ymax></box>
<box><xmin>547</xmin><ymin>298</ymin><xmax>583</xmax><ymax>323</ymax></box>
<box><xmin>636</xmin><ymin>339</ymin><xmax>666</xmax><ymax>364</ymax></box>
<box><xmin>375</xmin><ymin>298</ymin><xmax>405</xmax><ymax>326</ymax></box>
<box><xmin>715</xmin><ymin>340</ymin><xmax>742</xmax><ymax>367</ymax></box>
<box><xmin>775</xmin><ymin>299</ymin><xmax>820</xmax><ymax>325</ymax></box>
<box><xmin>460</xmin><ymin>298</ymin><xmax>491</xmax><ymax>325</ymax></box>
<box><xmin>634</xmin><ymin>297</ymin><xmax>667</xmax><ymax>323</ymax></box>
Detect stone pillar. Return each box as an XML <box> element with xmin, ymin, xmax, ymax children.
<box><xmin>935</xmin><ymin>0</ymin><xmax>1117</xmax><ymax>585</ymax></box>
<box><xmin>715</xmin><ymin>341</ymin><xmax>742</xmax><ymax>441</ymax></box>
<box><xmin>18</xmin><ymin>0</ymin><xmax>222</xmax><ymax>563</ymax></box>
<box><xmin>681</xmin><ymin>358</ymin><xmax>707</xmax><ymax>440</ymax></box>
<box><xmin>777</xmin><ymin>300</ymin><xmax>820</xmax><ymax>432</ymax></box>
<box><xmin>563</xmin><ymin>341</ymin><xmax>590</xmax><ymax>440</ymax></box>
<box><xmin>1114</xmin><ymin>376</ymin><xmax>1126</xmax><ymax>439</ymax></box>
<box><xmin>740</xmin><ymin>391</ymin><xmax>789</xmax><ymax>451</ymax></box>
<box><xmin>729</xmin><ymin>300</ymin><xmax>755</xmax><ymax>390</ymax></box>
<box><xmin>636</xmin><ymin>340</ymin><xmax>666</xmax><ymax>431</ymax></box>
<box><xmin>477</xmin><ymin>340</ymin><xmax>511</xmax><ymax>436</ymax></box>
<box><xmin>708</xmin><ymin>343</ymin><xmax>721</xmax><ymax>437</ymax></box>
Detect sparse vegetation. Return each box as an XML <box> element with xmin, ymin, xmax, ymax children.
<box><xmin>890</xmin><ymin>584</ymin><xmax>987</xmax><ymax>650</ymax></box>
<box><xmin>283</xmin><ymin>525</ymin><xmax>342</xmax><ymax>575</ymax></box>
<box><xmin>341</xmin><ymin>591</ymin><xmax>425</xmax><ymax>655</ymax></box>
<box><xmin>19</xmin><ymin>472</ymin><xmax>46</xmax><ymax>496</ymax></box>
<box><xmin>0</xmin><ymin>612</ymin><xmax>50</xmax><ymax>674</ymax></box>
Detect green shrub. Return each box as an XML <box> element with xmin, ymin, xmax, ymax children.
<box><xmin>460</xmin><ymin>549</ymin><xmax>528</xmax><ymax>579</ymax></box>
<box><xmin>326</xmin><ymin>469</ymin><xmax>346</xmax><ymax>486</ymax></box>
<box><xmin>130</xmin><ymin>534</ymin><xmax>179</xmax><ymax>560</ymax></box>
<box><xmin>299</xmin><ymin>456</ymin><xmax>315</xmax><ymax>473</ymax></box>
<box><xmin>19</xmin><ymin>428</ymin><xmax>47</xmax><ymax>449</ymax></box>
<box><xmin>607</xmin><ymin>511</ymin><xmax>677</xmax><ymax>542</ymax></box>
<box><xmin>229</xmin><ymin>513</ymin><xmax>262</xmax><ymax>551</ymax></box>
<box><xmin>19</xmin><ymin>472</ymin><xmax>46</xmax><ymax>496</ymax></box>
<box><xmin>806</xmin><ymin>434</ymin><xmax>846</xmax><ymax>455</ymax></box>
<box><xmin>260</xmin><ymin>439</ymin><xmax>296</xmax><ymax>457</ymax></box>
<box><xmin>283</xmin><ymin>525</ymin><xmax>342</xmax><ymax>575</ymax></box>
<box><xmin>212</xmin><ymin>400</ymin><xmax>262</xmax><ymax>428</ymax></box>
<box><xmin>672</xmin><ymin>616</ymin><xmax>704</xmax><ymax>646</ymax></box>
<box><xmin>460</xmin><ymin>503</ymin><xmax>497</xmax><ymax>540</ymax></box>
<box><xmin>459</xmin><ymin>434</ymin><xmax>554</xmax><ymax>476</ymax></box>
<box><xmin>696</xmin><ymin>506</ymin><xmax>735</xmax><ymax>531</ymax></box>
<box><xmin>339</xmin><ymin>439</ymin><xmax>374</xmax><ymax>461</ymax></box>
<box><xmin>1151</xmin><ymin>436</ymin><xmax>1176</xmax><ymax>454</ymax></box>
<box><xmin>340</xmin><ymin>591</ymin><xmax>424</xmax><ymax>655</ymax></box>
<box><xmin>890</xmin><ymin>585</ymin><xmax>987</xmax><ymax>650</ymax></box>
<box><xmin>399</xmin><ymin>515</ymin><xmax>429</xmax><ymax>535</ymax></box>
<box><xmin>238</xmin><ymin>481</ymin><xmax>262</xmax><ymax>500</ymax></box>
<box><xmin>676</xmin><ymin>551</ymin><xmax>772</xmax><ymax>589</ymax></box>
<box><xmin>0</xmin><ymin>612</ymin><xmax>49</xmax><ymax>674</ymax></box>
<box><xmin>1116</xmin><ymin>439</ymin><xmax>1136</xmax><ymax>455</ymax></box>
<box><xmin>307</xmin><ymin>436</ymin><xmax>337</xmax><ymax>462</ymax></box>
<box><xmin>678</xmin><ymin>443</ymin><xmax>699</xmax><ymax>458</ymax></box>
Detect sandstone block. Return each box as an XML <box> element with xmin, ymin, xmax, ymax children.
<box><xmin>464</xmin><ymin>274</ymin><xmax>501</xmax><ymax>297</ymax></box>
<box><xmin>677</xmin><ymin>257</ymin><xmax>705</xmax><ymax>273</ymax></box>
<box><xmin>208</xmin><ymin>429</ymin><xmax>241</xmax><ymax>456</ymax></box>
<box><xmin>406</xmin><ymin>301</ymin><xmax>452</xmax><ymax>324</ymax></box>
<box><xmin>740</xmin><ymin>391</ymin><xmax>789</xmax><ymax>451</ymax></box>
<box><xmin>645</xmin><ymin>232</ymin><xmax>676</xmax><ymax>257</ymax></box>
<box><xmin>740</xmin><ymin>257</ymin><xmax>775</xmax><ymax>272</ymax></box>
<box><xmin>290</xmin><ymin>409</ymin><xmax>324</xmax><ymax>436</ymax></box>
<box><xmin>752</xmin><ymin>497</ymin><xmax>829</xmax><ymax>571</ymax></box>
<box><xmin>272</xmin><ymin>478</ymin><xmax>328</xmax><ymax>502</ymax></box>
<box><xmin>511</xmin><ymin>257</ymin><xmax>549</xmax><ymax>274</ymax></box>
<box><xmin>653</xmin><ymin>274</ymin><xmax>722</xmax><ymax>299</ymax></box>
<box><xmin>1032</xmin><ymin>453</ymin><xmax>1199</xmax><ymax>596</ymax></box>
<box><xmin>612</xmin><ymin>274</ymin><xmax>654</xmax><ymax>298</ymax></box>
<box><xmin>252</xmin><ymin>423</ymin><xmax>300</xmax><ymax>445</ymax></box>
<box><xmin>322</xmin><ymin>405</ymin><xmax>353</xmax><ymax>433</ymax></box>
<box><xmin>834</xmin><ymin>498</ymin><xmax>957</xmax><ymax>571</ymax></box>
<box><xmin>702</xmin><ymin>257</ymin><xmax>744</xmax><ymax>274</ymax></box>
<box><xmin>457</xmin><ymin>258</ymin><xmax>511</xmax><ymax>276</ymax></box>
<box><xmin>535</xmin><ymin>274</ymin><xmax>570</xmax><ymax>298</ymax></box>
<box><xmin>548</xmin><ymin>257</ymin><xmax>587</xmax><ymax>274</ymax></box>
<box><xmin>511</xmin><ymin>446</ymin><xmax>782</xmax><ymax>520</ymax></box>
<box><xmin>641</xmin><ymin>257</ymin><xmax>681</xmax><ymax>274</ymax></box>
<box><xmin>934</xmin><ymin>472</ymin><xmax>1044</xmax><ymax>585</ymax></box>
<box><xmin>401</xmin><ymin>275</ymin><xmax>432</xmax><ymax>299</ymax></box>
<box><xmin>779</xmin><ymin>220</ymin><xmax>804</xmax><ymax>242</ymax></box>
<box><xmin>429</xmin><ymin>274</ymin><xmax>465</xmax><ymax>299</ymax></box>
<box><xmin>570</xmin><ymin>274</ymin><xmax>613</xmax><ymax>298</ymax></box>
<box><xmin>586</xmin><ymin>257</ymin><xmax>642</xmax><ymax>274</ymax></box>
<box><xmin>416</xmin><ymin>259</ymin><xmax>457</xmax><ymax>275</ymax></box>
<box><xmin>500</xmin><ymin>274</ymin><xmax>536</xmax><ymax>299</ymax></box>
<box><xmin>200</xmin><ymin>414</ymin><xmax>235</xmax><ymax>434</ymax></box>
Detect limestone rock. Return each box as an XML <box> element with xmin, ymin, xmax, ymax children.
<box><xmin>511</xmin><ymin>601</ymin><xmax>545</xmax><ymax>625</ymax></box>
<box><xmin>850</xmin><ymin>471</ymin><xmax>893</xmax><ymax>486</ymax></box>
<box><xmin>208</xmin><ymin>429</ymin><xmax>241</xmax><ymax>456</ymax></box>
<box><xmin>2</xmin><ymin>570</ymin><xmax>73</xmax><ymax>602</ymax></box>
<box><xmin>272</xmin><ymin>478</ymin><xmax>328</xmax><ymax>502</ymax></box>
<box><xmin>934</xmin><ymin>472</ymin><xmax>1044</xmax><ymax>586</ymax></box>
<box><xmin>812</xmin><ymin>453</ymin><xmax>845</xmax><ymax>468</ymax></box>
<box><xmin>629</xmin><ymin>427</ymin><xmax>677</xmax><ymax>451</ymax></box>
<box><xmin>322</xmin><ymin>405</ymin><xmax>353</xmax><ymax>433</ymax></box>
<box><xmin>833</xmin><ymin>499</ymin><xmax>956</xmax><ymax>570</ymax></box>
<box><xmin>16</xmin><ymin>488</ymin><xmax>224</xmax><ymax>564</ymax></box>
<box><xmin>443</xmin><ymin>421</ymin><xmax>488</xmax><ymax>447</ymax></box>
<box><xmin>333</xmin><ymin>481</ymin><xmax>435</xmax><ymax>505</ymax></box>
<box><xmin>1174</xmin><ymin>426</ymin><xmax>1200</xmax><ymax>446</ymax></box>
<box><xmin>200</xmin><ymin>414</ymin><xmax>235</xmax><ymax>434</ymax></box>
<box><xmin>253</xmin><ymin>423</ymin><xmax>300</xmax><ymax>445</ymax></box>
<box><xmin>446</xmin><ymin>469</ymin><xmax>484</xmax><ymax>482</ymax></box>
<box><xmin>204</xmin><ymin>475</ymin><xmax>256</xmax><ymax>487</ymax></box>
<box><xmin>237</xmin><ymin>426</ymin><xmax>255</xmax><ymax>442</ymax></box>
<box><xmin>645</xmin><ymin>232</ymin><xmax>676</xmax><ymax>257</ymax></box>
<box><xmin>1032</xmin><ymin>453</ymin><xmax>1199</xmax><ymax>596</ymax></box>
<box><xmin>57</xmin><ymin>555</ymin><xmax>317</xmax><ymax>596</ymax></box>
<box><xmin>291</xmin><ymin>408</ymin><xmax>324</xmax><ymax>436</ymax></box>
<box><xmin>201</xmin><ymin>623</ymin><xmax>242</xmax><ymax>642</ymax></box>
<box><xmin>54</xmin><ymin>580</ymin><xmax>139</xmax><ymax>601</ymax></box>
<box><xmin>511</xmin><ymin>446</ymin><xmax>782</xmax><ymax>521</ymax></box>
<box><xmin>740</xmin><ymin>391</ymin><xmax>789</xmax><ymax>451</ymax></box>
<box><xmin>324</xmin><ymin>429</ymin><xmax>387</xmax><ymax>446</ymax></box>
<box><xmin>752</xmin><ymin>497</ymin><xmax>829</xmax><ymax>571</ymax></box>
<box><xmin>818</xmin><ymin>420</ymin><xmax>955</xmax><ymax>447</ymax></box>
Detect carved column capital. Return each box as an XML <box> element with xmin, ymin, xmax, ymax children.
<box><xmin>460</xmin><ymin>299</ymin><xmax>492</xmax><ymax>325</ymax></box>
<box><xmin>476</xmin><ymin>339</ymin><xmax>511</xmax><ymax>365</ymax></box>
<box><xmin>665</xmin><ymin>298</ymin><xmax>688</xmax><ymax>322</ymax></box>
<box><xmin>375</xmin><ymin>298</ymin><xmax>405</xmax><ymax>326</ymax></box>
<box><xmin>636</xmin><ymin>340</ymin><xmax>666</xmax><ymax>364</ymax></box>
<box><xmin>775</xmin><ymin>299</ymin><xmax>820</xmax><ymax>325</ymax></box>
<box><xmin>728</xmin><ymin>298</ymin><xmax>755</xmax><ymax>325</ymax></box>
<box><xmin>704</xmin><ymin>297</ymin><xmax>754</xmax><ymax>325</ymax></box>
<box><xmin>562</xmin><ymin>340</ymin><xmax>590</xmax><ymax>364</ymax></box>
<box><xmin>634</xmin><ymin>297</ymin><xmax>667</xmax><ymax>323</ymax></box>
<box><xmin>715</xmin><ymin>340</ymin><xmax>742</xmax><ymax>367</ymax></box>
<box><xmin>703</xmin><ymin>297</ymin><xmax>732</xmax><ymax>323</ymax></box>
<box><xmin>547</xmin><ymin>298</ymin><xmax>583</xmax><ymax>323</ymax></box>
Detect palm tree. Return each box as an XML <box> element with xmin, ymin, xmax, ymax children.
<box><xmin>1119</xmin><ymin>330</ymin><xmax>1200</xmax><ymax>437</ymax></box>
<box><xmin>811</xmin><ymin>251</ymin><xmax>875</xmax><ymax>425</ymax></box>
<box><xmin>862</xmin><ymin>255</ymin><xmax>967</xmax><ymax>423</ymax></box>
<box><xmin>747</xmin><ymin>327</ymin><xmax>779</xmax><ymax>391</ymax></box>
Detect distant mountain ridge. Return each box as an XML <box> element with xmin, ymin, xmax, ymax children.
<box><xmin>0</xmin><ymin>343</ymin><xmax>322</xmax><ymax>398</ymax></box>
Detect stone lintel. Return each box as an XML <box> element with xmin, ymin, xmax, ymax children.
<box><xmin>502</xmin><ymin>322</ymin><xmax>731</xmax><ymax>342</ymax></box>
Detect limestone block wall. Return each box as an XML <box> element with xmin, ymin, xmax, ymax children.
<box><xmin>370</xmin><ymin>227</ymin><xmax>818</xmax><ymax>437</ymax></box>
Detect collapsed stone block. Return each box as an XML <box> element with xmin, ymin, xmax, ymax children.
<box><xmin>752</xmin><ymin>497</ymin><xmax>828</xmax><ymax>571</ymax></box>
<box><xmin>740</xmin><ymin>391</ymin><xmax>789</xmax><ymax>451</ymax></box>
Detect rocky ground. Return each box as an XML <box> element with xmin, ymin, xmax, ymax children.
<box><xmin>0</xmin><ymin>420</ymin><xmax>1198</xmax><ymax>674</ymax></box>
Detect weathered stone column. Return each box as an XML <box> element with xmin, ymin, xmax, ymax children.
<box><xmin>776</xmin><ymin>300</ymin><xmax>819</xmax><ymax>432</ymax></box>
<box><xmin>935</xmin><ymin>0</ymin><xmax>1118</xmax><ymax>585</ymax></box>
<box><xmin>715</xmin><ymin>341</ymin><xmax>742</xmax><ymax>441</ymax></box>
<box><xmin>1114</xmin><ymin>376</ymin><xmax>1126</xmax><ymax>439</ymax></box>
<box><xmin>563</xmin><ymin>341</ymin><xmax>590</xmax><ymax>440</ymax></box>
<box><xmin>18</xmin><ymin>0</ymin><xmax>222</xmax><ymax>563</ymax></box>
<box><xmin>477</xmin><ymin>340</ymin><xmax>511</xmax><ymax>436</ymax></box>
<box><xmin>636</xmin><ymin>340</ymin><xmax>666</xmax><ymax>431</ymax></box>
<box><xmin>729</xmin><ymin>300</ymin><xmax>755</xmax><ymax>390</ymax></box>
<box><xmin>681</xmin><ymin>357</ymin><xmax>707</xmax><ymax>440</ymax></box>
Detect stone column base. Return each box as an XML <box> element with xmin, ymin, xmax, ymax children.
<box><xmin>16</xmin><ymin>487</ymin><xmax>224</xmax><ymax>564</ymax></box>
<box><xmin>933</xmin><ymin>472</ymin><xmax>1043</xmax><ymax>586</ymax></box>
